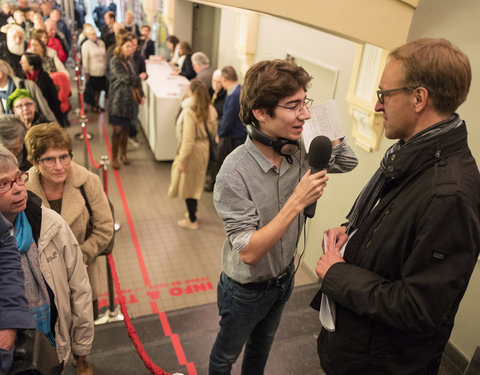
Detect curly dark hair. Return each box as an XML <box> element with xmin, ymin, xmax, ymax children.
<box><xmin>240</xmin><ymin>59</ymin><xmax>312</xmax><ymax>126</ymax></box>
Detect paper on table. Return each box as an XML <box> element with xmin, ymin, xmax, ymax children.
<box><xmin>303</xmin><ymin>99</ymin><xmax>345</xmax><ymax>153</ymax></box>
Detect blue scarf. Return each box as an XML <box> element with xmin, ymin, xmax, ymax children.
<box><xmin>14</xmin><ymin>211</ymin><xmax>34</xmax><ymax>253</ymax></box>
<box><xmin>14</xmin><ymin>211</ymin><xmax>56</xmax><ymax>348</ymax></box>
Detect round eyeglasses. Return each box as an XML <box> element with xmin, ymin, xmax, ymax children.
<box><xmin>37</xmin><ymin>153</ymin><xmax>73</xmax><ymax>168</ymax></box>
<box><xmin>0</xmin><ymin>172</ymin><xmax>29</xmax><ymax>194</ymax></box>
<box><xmin>277</xmin><ymin>98</ymin><xmax>313</xmax><ymax>115</ymax></box>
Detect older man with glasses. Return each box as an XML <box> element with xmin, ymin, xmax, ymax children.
<box><xmin>312</xmin><ymin>38</ymin><xmax>480</xmax><ymax>375</ymax></box>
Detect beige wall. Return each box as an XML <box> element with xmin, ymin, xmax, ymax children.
<box><xmin>408</xmin><ymin>0</ymin><xmax>480</xmax><ymax>361</ymax></box>
<box><xmin>201</xmin><ymin>0</ymin><xmax>416</xmax><ymax>49</ymax></box>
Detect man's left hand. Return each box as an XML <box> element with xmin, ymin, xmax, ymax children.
<box><xmin>315</xmin><ymin>247</ymin><xmax>345</xmax><ymax>279</ymax></box>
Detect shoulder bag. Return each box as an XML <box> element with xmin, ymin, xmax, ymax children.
<box><xmin>80</xmin><ymin>185</ymin><xmax>115</xmax><ymax>256</ymax></box>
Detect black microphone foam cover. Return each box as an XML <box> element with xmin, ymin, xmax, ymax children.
<box><xmin>307</xmin><ymin>135</ymin><xmax>333</xmax><ymax>173</ymax></box>
<box><xmin>304</xmin><ymin>136</ymin><xmax>332</xmax><ymax>219</ymax></box>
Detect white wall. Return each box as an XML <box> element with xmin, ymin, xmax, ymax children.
<box><xmin>408</xmin><ymin>0</ymin><xmax>480</xmax><ymax>361</ymax></box>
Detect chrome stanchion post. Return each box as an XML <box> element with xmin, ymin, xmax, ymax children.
<box><xmin>75</xmin><ymin>72</ymin><xmax>93</xmax><ymax>141</ymax></box>
<box><xmin>74</xmin><ymin>66</ymin><xmax>80</xmax><ymax>116</ymax></box>
<box><xmin>95</xmin><ymin>156</ymin><xmax>123</xmax><ymax>325</ymax></box>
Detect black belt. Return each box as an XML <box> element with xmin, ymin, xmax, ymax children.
<box><xmin>241</xmin><ymin>267</ymin><xmax>292</xmax><ymax>291</ymax></box>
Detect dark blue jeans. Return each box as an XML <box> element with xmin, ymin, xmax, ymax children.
<box><xmin>0</xmin><ymin>346</ymin><xmax>14</xmax><ymax>373</ymax></box>
<box><xmin>209</xmin><ymin>271</ymin><xmax>294</xmax><ymax>375</ymax></box>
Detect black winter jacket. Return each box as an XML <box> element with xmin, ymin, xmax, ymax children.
<box><xmin>312</xmin><ymin>121</ymin><xmax>480</xmax><ymax>375</ymax></box>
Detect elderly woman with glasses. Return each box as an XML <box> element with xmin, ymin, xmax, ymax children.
<box><xmin>24</xmin><ymin>123</ymin><xmax>114</xmax><ymax>325</ymax></box>
<box><xmin>0</xmin><ymin>145</ymin><xmax>93</xmax><ymax>374</ymax></box>
<box><xmin>7</xmin><ymin>88</ymin><xmax>49</xmax><ymax>129</ymax></box>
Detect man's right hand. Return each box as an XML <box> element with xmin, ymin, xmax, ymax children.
<box><xmin>0</xmin><ymin>329</ymin><xmax>16</xmax><ymax>350</ymax></box>
<box><xmin>291</xmin><ymin>169</ymin><xmax>328</xmax><ymax>211</ymax></box>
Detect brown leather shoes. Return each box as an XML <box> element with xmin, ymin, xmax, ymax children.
<box><xmin>76</xmin><ymin>357</ymin><xmax>93</xmax><ymax>375</ymax></box>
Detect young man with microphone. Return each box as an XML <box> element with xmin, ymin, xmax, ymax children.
<box><xmin>209</xmin><ymin>59</ymin><xmax>357</xmax><ymax>374</ymax></box>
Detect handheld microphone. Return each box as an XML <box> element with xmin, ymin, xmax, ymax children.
<box><xmin>304</xmin><ymin>136</ymin><xmax>332</xmax><ymax>218</ymax></box>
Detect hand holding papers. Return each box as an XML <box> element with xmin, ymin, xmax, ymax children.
<box><xmin>303</xmin><ymin>99</ymin><xmax>344</xmax><ymax>152</ymax></box>
<box><xmin>319</xmin><ymin>233</ymin><xmax>337</xmax><ymax>331</ymax></box>
<box><xmin>319</xmin><ymin>231</ymin><xmax>347</xmax><ymax>331</ymax></box>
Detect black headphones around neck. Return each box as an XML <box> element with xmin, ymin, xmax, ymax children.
<box><xmin>246</xmin><ymin>124</ymin><xmax>299</xmax><ymax>161</ymax></box>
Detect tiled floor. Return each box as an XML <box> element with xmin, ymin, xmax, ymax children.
<box><xmin>67</xmin><ymin>108</ymin><xmax>318</xmax><ymax>320</ymax></box>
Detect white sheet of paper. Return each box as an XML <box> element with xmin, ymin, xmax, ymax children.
<box><xmin>303</xmin><ymin>99</ymin><xmax>345</xmax><ymax>153</ymax></box>
<box><xmin>319</xmin><ymin>233</ymin><xmax>337</xmax><ymax>331</ymax></box>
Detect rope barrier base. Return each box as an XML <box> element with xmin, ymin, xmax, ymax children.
<box><xmin>75</xmin><ymin>132</ymin><xmax>94</xmax><ymax>140</ymax></box>
<box><xmin>94</xmin><ymin>305</ymin><xmax>124</xmax><ymax>326</ymax></box>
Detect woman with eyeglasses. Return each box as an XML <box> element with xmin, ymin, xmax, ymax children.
<box><xmin>24</xmin><ymin>123</ymin><xmax>114</xmax><ymax>325</ymax></box>
<box><xmin>7</xmin><ymin>88</ymin><xmax>49</xmax><ymax>129</ymax></box>
<box><xmin>19</xmin><ymin>52</ymin><xmax>63</xmax><ymax>126</ymax></box>
<box><xmin>0</xmin><ymin>145</ymin><xmax>94</xmax><ymax>374</ymax></box>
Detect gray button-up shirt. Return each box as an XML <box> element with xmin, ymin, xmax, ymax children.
<box><xmin>214</xmin><ymin>136</ymin><xmax>357</xmax><ymax>284</ymax></box>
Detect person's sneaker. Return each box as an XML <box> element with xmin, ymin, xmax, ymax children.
<box><xmin>128</xmin><ymin>138</ymin><xmax>140</xmax><ymax>148</ymax></box>
<box><xmin>178</xmin><ymin>218</ymin><xmax>198</xmax><ymax>230</ymax></box>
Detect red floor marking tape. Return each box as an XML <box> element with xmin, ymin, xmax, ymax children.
<box><xmin>185</xmin><ymin>363</ymin><xmax>197</xmax><ymax>375</ymax></box>
<box><xmin>170</xmin><ymin>334</ymin><xmax>187</xmax><ymax>365</ymax></box>
<box><xmin>100</xmin><ymin>116</ymin><xmax>197</xmax><ymax>374</ymax></box>
<box><xmin>100</xmin><ymin>117</ymin><xmax>151</xmax><ymax>286</ymax></box>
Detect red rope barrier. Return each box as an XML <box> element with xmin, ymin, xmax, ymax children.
<box><xmin>81</xmin><ymin>124</ymin><xmax>102</xmax><ymax>169</ymax></box>
<box><xmin>74</xmin><ymin>45</ymin><xmax>179</xmax><ymax>372</ymax></box>
<box><xmin>107</xmin><ymin>254</ymin><xmax>171</xmax><ymax>375</ymax></box>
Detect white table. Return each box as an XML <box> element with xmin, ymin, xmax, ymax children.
<box><xmin>138</xmin><ymin>61</ymin><xmax>190</xmax><ymax>160</ymax></box>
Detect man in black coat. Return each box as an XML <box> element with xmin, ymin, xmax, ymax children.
<box><xmin>313</xmin><ymin>38</ymin><xmax>480</xmax><ymax>375</ymax></box>
<box><xmin>100</xmin><ymin>11</ymin><xmax>116</xmax><ymax>50</ymax></box>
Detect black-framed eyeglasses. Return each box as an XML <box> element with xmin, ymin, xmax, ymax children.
<box><xmin>376</xmin><ymin>88</ymin><xmax>407</xmax><ymax>104</ymax></box>
<box><xmin>277</xmin><ymin>98</ymin><xmax>313</xmax><ymax>115</ymax></box>
<box><xmin>37</xmin><ymin>153</ymin><xmax>73</xmax><ymax>168</ymax></box>
<box><xmin>0</xmin><ymin>172</ymin><xmax>29</xmax><ymax>194</ymax></box>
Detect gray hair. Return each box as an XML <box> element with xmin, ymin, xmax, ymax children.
<box><xmin>0</xmin><ymin>115</ymin><xmax>27</xmax><ymax>149</ymax></box>
<box><xmin>192</xmin><ymin>52</ymin><xmax>209</xmax><ymax>66</ymax></box>
<box><xmin>7</xmin><ymin>24</ymin><xmax>25</xmax><ymax>36</ymax></box>
<box><xmin>0</xmin><ymin>145</ymin><xmax>19</xmax><ymax>174</ymax></box>
<box><xmin>212</xmin><ymin>69</ymin><xmax>222</xmax><ymax>80</ymax></box>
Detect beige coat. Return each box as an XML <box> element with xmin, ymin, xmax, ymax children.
<box><xmin>37</xmin><ymin>205</ymin><xmax>94</xmax><ymax>363</ymax></box>
<box><xmin>26</xmin><ymin>161</ymin><xmax>114</xmax><ymax>299</ymax></box>
<box><xmin>167</xmin><ymin>106</ymin><xmax>217</xmax><ymax>200</ymax></box>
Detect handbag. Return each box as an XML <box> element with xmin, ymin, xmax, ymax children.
<box><xmin>9</xmin><ymin>329</ymin><xmax>63</xmax><ymax>375</ymax></box>
<box><xmin>80</xmin><ymin>185</ymin><xmax>115</xmax><ymax>256</ymax></box>
<box><xmin>131</xmin><ymin>87</ymin><xmax>142</xmax><ymax>104</ymax></box>
<box><xmin>121</xmin><ymin>60</ymin><xmax>142</xmax><ymax>105</ymax></box>
<box><xmin>203</xmin><ymin>122</ymin><xmax>217</xmax><ymax>162</ymax></box>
